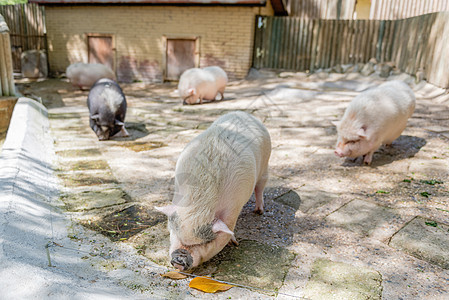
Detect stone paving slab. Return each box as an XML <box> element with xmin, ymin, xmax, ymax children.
<box><xmin>61</xmin><ymin>188</ymin><xmax>130</xmax><ymax>211</ymax></box>
<box><xmin>326</xmin><ymin>199</ymin><xmax>406</xmax><ymax>240</ymax></box>
<box><xmin>302</xmin><ymin>258</ymin><xmax>382</xmax><ymax>300</ymax></box>
<box><xmin>390</xmin><ymin>217</ymin><xmax>449</xmax><ymax>269</ymax></box>
<box><xmin>206</xmin><ymin>240</ymin><xmax>295</xmax><ymax>292</ymax></box>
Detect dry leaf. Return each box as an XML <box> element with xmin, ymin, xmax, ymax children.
<box><xmin>160</xmin><ymin>271</ymin><xmax>188</xmax><ymax>279</ymax></box>
<box><xmin>189</xmin><ymin>277</ymin><xmax>233</xmax><ymax>293</ymax></box>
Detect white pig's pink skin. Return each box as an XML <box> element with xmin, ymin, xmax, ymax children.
<box><xmin>334</xmin><ymin>80</ymin><xmax>415</xmax><ymax>165</ymax></box>
<box><xmin>66</xmin><ymin>62</ymin><xmax>116</xmax><ymax>90</ymax></box>
<box><xmin>156</xmin><ymin>111</ymin><xmax>271</xmax><ymax>269</ymax></box>
<box><xmin>178</xmin><ymin>66</ymin><xmax>228</xmax><ymax>105</ymax></box>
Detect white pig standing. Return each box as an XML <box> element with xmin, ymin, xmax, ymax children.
<box><xmin>333</xmin><ymin>80</ymin><xmax>415</xmax><ymax>165</ymax></box>
<box><xmin>178</xmin><ymin>66</ymin><xmax>228</xmax><ymax>105</ymax></box>
<box><xmin>66</xmin><ymin>62</ymin><xmax>116</xmax><ymax>90</ymax></box>
<box><xmin>156</xmin><ymin>111</ymin><xmax>271</xmax><ymax>270</ymax></box>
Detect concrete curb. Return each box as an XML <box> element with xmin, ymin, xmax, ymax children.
<box><xmin>0</xmin><ymin>98</ymin><xmax>142</xmax><ymax>299</ymax></box>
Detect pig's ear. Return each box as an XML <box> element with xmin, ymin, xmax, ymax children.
<box><xmin>90</xmin><ymin>114</ymin><xmax>100</xmax><ymax>121</ymax></box>
<box><xmin>331</xmin><ymin>120</ymin><xmax>340</xmax><ymax>127</ymax></box>
<box><xmin>155</xmin><ymin>205</ymin><xmax>177</xmax><ymax>216</ymax></box>
<box><xmin>212</xmin><ymin>219</ymin><xmax>234</xmax><ymax>236</ymax></box>
<box><xmin>115</xmin><ymin>119</ymin><xmax>124</xmax><ymax>126</ymax></box>
<box><xmin>357</xmin><ymin>126</ymin><xmax>368</xmax><ymax>139</ymax></box>
<box><xmin>187</xmin><ymin>88</ymin><xmax>196</xmax><ymax>96</ymax></box>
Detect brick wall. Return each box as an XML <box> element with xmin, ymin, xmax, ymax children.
<box><xmin>45</xmin><ymin>4</ymin><xmax>273</xmax><ymax>82</ymax></box>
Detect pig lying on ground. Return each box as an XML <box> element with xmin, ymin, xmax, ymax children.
<box><xmin>333</xmin><ymin>80</ymin><xmax>415</xmax><ymax>165</ymax></box>
<box><xmin>87</xmin><ymin>78</ymin><xmax>129</xmax><ymax>141</ymax></box>
<box><xmin>178</xmin><ymin>66</ymin><xmax>228</xmax><ymax>105</ymax></box>
<box><xmin>156</xmin><ymin>111</ymin><xmax>271</xmax><ymax>270</ymax></box>
<box><xmin>66</xmin><ymin>63</ymin><xmax>116</xmax><ymax>90</ymax></box>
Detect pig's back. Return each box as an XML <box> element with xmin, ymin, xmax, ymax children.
<box><xmin>347</xmin><ymin>81</ymin><xmax>415</xmax><ymax>127</ymax></box>
<box><xmin>88</xmin><ymin>79</ymin><xmax>126</xmax><ymax>117</ymax></box>
<box><xmin>178</xmin><ymin>68</ymin><xmax>214</xmax><ymax>98</ymax></box>
<box><xmin>176</xmin><ymin>111</ymin><xmax>270</xmax><ymax>211</ymax></box>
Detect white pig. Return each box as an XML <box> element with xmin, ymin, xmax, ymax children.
<box><xmin>66</xmin><ymin>62</ymin><xmax>116</xmax><ymax>90</ymax></box>
<box><xmin>156</xmin><ymin>111</ymin><xmax>271</xmax><ymax>270</ymax></box>
<box><xmin>333</xmin><ymin>80</ymin><xmax>415</xmax><ymax>165</ymax></box>
<box><xmin>178</xmin><ymin>66</ymin><xmax>228</xmax><ymax>105</ymax></box>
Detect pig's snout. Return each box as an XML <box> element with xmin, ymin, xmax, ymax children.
<box><xmin>334</xmin><ymin>149</ymin><xmax>344</xmax><ymax>157</ymax></box>
<box><xmin>171</xmin><ymin>249</ymin><xmax>193</xmax><ymax>271</ymax></box>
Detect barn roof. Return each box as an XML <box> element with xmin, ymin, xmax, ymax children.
<box><xmin>29</xmin><ymin>0</ymin><xmax>267</xmax><ymax>5</ymax></box>
<box><xmin>29</xmin><ymin>0</ymin><xmax>288</xmax><ymax>15</ymax></box>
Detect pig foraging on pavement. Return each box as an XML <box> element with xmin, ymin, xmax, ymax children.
<box><xmin>87</xmin><ymin>78</ymin><xmax>129</xmax><ymax>141</ymax></box>
<box><xmin>66</xmin><ymin>63</ymin><xmax>116</xmax><ymax>90</ymax></box>
<box><xmin>333</xmin><ymin>80</ymin><xmax>415</xmax><ymax>165</ymax></box>
<box><xmin>156</xmin><ymin>111</ymin><xmax>271</xmax><ymax>270</ymax></box>
<box><xmin>178</xmin><ymin>66</ymin><xmax>228</xmax><ymax>105</ymax></box>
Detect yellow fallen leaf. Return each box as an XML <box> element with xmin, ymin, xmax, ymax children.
<box><xmin>189</xmin><ymin>276</ymin><xmax>233</xmax><ymax>293</ymax></box>
<box><xmin>160</xmin><ymin>271</ymin><xmax>188</xmax><ymax>279</ymax></box>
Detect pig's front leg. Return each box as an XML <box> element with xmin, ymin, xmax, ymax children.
<box><xmin>363</xmin><ymin>151</ymin><xmax>374</xmax><ymax>165</ymax></box>
<box><xmin>112</xmin><ymin>126</ymin><xmax>130</xmax><ymax>138</ymax></box>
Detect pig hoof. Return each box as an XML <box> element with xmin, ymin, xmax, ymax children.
<box><xmin>228</xmin><ymin>236</ymin><xmax>239</xmax><ymax>246</ymax></box>
<box><xmin>171</xmin><ymin>249</ymin><xmax>193</xmax><ymax>271</ymax></box>
<box><xmin>254</xmin><ymin>208</ymin><xmax>264</xmax><ymax>215</ymax></box>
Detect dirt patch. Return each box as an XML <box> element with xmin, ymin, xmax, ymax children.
<box><xmin>57</xmin><ymin>171</ymin><xmax>118</xmax><ymax>186</ymax></box>
<box><xmin>57</xmin><ymin>160</ymin><xmax>110</xmax><ymax>172</ymax></box>
<box><xmin>56</xmin><ymin>148</ymin><xmax>102</xmax><ymax>158</ymax></box>
<box><xmin>84</xmin><ymin>205</ymin><xmax>166</xmax><ymax>242</ymax></box>
<box><xmin>119</xmin><ymin>141</ymin><xmax>167</xmax><ymax>152</ymax></box>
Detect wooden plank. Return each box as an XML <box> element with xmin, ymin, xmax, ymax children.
<box><xmin>305</xmin><ymin>18</ymin><xmax>314</xmax><ymax>70</ymax></box>
<box><xmin>284</xmin><ymin>17</ymin><xmax>291</xmax><ymax>69</ymax></box>
<box><xmin>341</xmin><ymin>20</ymin><xmax>349</xmax><ymax>64</ymax></box>
<box><xmin>252</xmin><ymin>16</ymin><xmax>262</xmax><ymax>68</ymax></box>
<box><xmin>318</xmin><ymin>19</ymin><xmax>328</xmax><ymax>69</ymax></box>
<box><xmin>413</xmin><ymin>15</ymin><xmax>427</xmax><ymax>74</ymax></box>
<box><xmin>330</xmin><ymin>19</ymin><xmax>339</xmax><ymax>67</ymax></box>
<box><xmin>264</xmin><ymin>16</ymin><xmax>273</xmax><ymax>68</ymax></box>
<box><xmin>324</xmin><ymin>20</ymin><xmax>332</xmax><ymax>68</ymax></box>
<box><xmin>272</xmin><ymin>17</ymin><xmax>282</xmax><ymax>69</ymax></box>
<box><xmin>309</xmin><ymin>19</ymin><xmax>321</xmax><ymax>72</ymax></box>
<box><xmin>371</xmin><ymin>20</ymin><xmax>379</xmax><ymax>61</ymax></box>
<box><xmin>291</xmin><ymin>17</ymin><xmax>299</xmax><ymax>70</ymax></box>
<box><xmin>352</xmin><ymin>20</ymin><xmax>360</xmax><ymax>63</ymax></box>
<box><xmin>295</xmin><ymin>18</ymin><xmax>305</xmax><ymax>71</ymax></box>
<box><xmin>317</xmin><ymin>20</ymin><xmax>327</xmax><ymax>69</ymax></box>
<box><xmin>419</xmin><ymin>13</ymin><xmax>436</xmax><ymax>72</ymax></box>
<box><xmin>408</xmin><ymin>17</ymin><xmax>421</xmax><ymax>74</ymax></box>
<box><xmin>329</xmin><ymin>20</ymin><xmax>337</xmax><ymax>68</ymax></box>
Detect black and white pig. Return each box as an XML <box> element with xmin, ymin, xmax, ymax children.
<box><xmin>156</xmin><ymin>111</ymin><xmax>271</xmax><ymax>270</ymax></box>
<box><xmin>87</xmin><ymin>78</ymin><xmax>129</xmax><ymax>141</ymax></box>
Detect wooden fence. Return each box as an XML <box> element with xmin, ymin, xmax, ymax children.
<box><xmin>0</xmin><ymin>3</ymin><xmax>46</xmax><ymax>73</ymax></box>
<box><xmin>283</xmin><ymin>0</ymin><xmax>356</xmax><ymax>19</ymax></box>
<box><xmin>370</xmin><ymin>0</ymin><xmax>449</xmax><ymax>20</ymax></box>
<box><xmin>253</xmin><ymin>12</ymin><xmax>449</xmax><ymax>88</ymax></box>
<box><xmin>0</xmin><ymin>15</ymin><xmax>15</xmax><ymax>96</ymax></box>
<box><xmin>282</xmin><ymin>0</ymin><xmax>449</xmax><ymax>20</ymax></box>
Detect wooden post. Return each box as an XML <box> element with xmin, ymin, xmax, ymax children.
<box><xmin>0</xmin><ymin>14</ymin><xmax>16</xmax><ymax>96</ymax></box>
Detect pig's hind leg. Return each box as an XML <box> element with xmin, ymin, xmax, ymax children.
<box><xmin>254</xmin><ymin>172</ymin><xmax>268</xmax><ymax>214</ymax></box>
